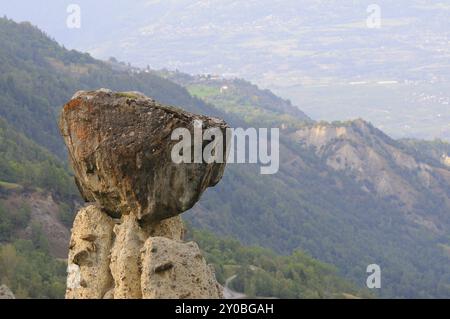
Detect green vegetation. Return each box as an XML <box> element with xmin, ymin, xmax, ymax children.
<box><xmin>115</xmin><ymin>92</ymin><xmax>142</xmax><ymax>99</ymax></box>
<box><xmin>0</xmin><ymin>240</ymin><xmax>66</xmax><ymax>299</ymax></box>
<box><xmin>160</xmin><ymin>71</ymin><xmax>311</xmax><ymax>128</ymax></box>
<box><xmin>0</xmin><ymin>200</ymin><xmax>30</xmax><ymax>242</ymax></box>
<box><xmin>0</xmin><ymin>117</ymin><xmax>77</xmax><ymax>198</ymax></box>
<box><xmin>188</xmin><ymin>85</ymin><xmax>221</xmax><ymax>99</ymax></box>
<box><xmin>186</xmin><ymin>82</ymin><xmax>310</xmax><ymax>129</ymax></box>
<box><xmin>190</xmin><ymin>229</ymin><xmax>369</xmax><ymax>299</ymax></box>
<box><xmin>177</xmin><ymin>74</ymin><xmax>450</xmax><ymax>298</ymax></box>
<box><xmin>0</xmin><ymin>226</ymin><xmax>367</xmax><ymax>300</ymax></box>
<box><xmin>0</xmin><ymin>16</ymin><xmax>233</xmax><ymax>241</ymax></box>
<box><xmin>186</xmin><ymin>135</ymin><xmax>450</xmax><ymax>299</ymax></box>
<box><xmin>0</xmin><ymin>181</ymin><xmax>22</xmax><ymax>191</ymax></box>
<box><xmin>0</xmin><ymin>17</ymin><xmax>449</xmax><ymax>299</ymax></box>
<box><xmin>0</xmin><ymin>18</ymin><xmax>230</xmax><ymax>160</ymax></box>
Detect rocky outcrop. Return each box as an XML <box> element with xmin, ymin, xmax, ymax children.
<box><xmin>109</xmin><ymin>214</ymin><xmax>146</xmax><ymax>299</ymax></box>
<box><xmin>0</xmin><ymin>285</ymin><xmax>16</xmax><ymax>299</ymax></box>
<box><xmin>66</xmin><ymin>205</ymin><xmax>115</xmax><ymax>299</ymax></box>
<box><xmin>141</xmin><ymin>237</ymin><xmax>222</xmax><ymax>299</ymax></box>
<box><xmin>59</xmin><ymin>89</ymin><xmax>227</xmax><ymax>222</ymax></box>
<box><xmin>290</xmin><ymin>119</ymin><xmax>450</xmax><ymax>232</ymax></box>
<box><xmin>0</xmin><ymin>285</ymin><xmax>15</xmax><ymax>299</ymax></box>
<box><xmin>61</xmin><ymin>89</ymin><xmax>227</xmax><ymax>299</ymax></box>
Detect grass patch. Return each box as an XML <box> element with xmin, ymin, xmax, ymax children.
<box><xmin>187</xmin><ymin>85</ymin><xmax>221</xmax><ymax>99</ymax></box>
<box><xmin>0</xmin><ymin>181</ymin><xmax>23</xmax><ymax>191</ymax></box>
<box><xmin>116</xmin><ymin>92</ymin><xmax>141</xmax><ymax>99</ymax></box>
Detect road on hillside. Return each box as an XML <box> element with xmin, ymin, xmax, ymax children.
<box><xmin>222</xmin><ymin>275</ymin><xmax>246</xmax><ymax>299</ymax></box>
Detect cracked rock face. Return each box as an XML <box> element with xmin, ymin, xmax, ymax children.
<box><xmin>66</xmin><ymin>205</ymin><xmax>115</xmax><ymax>299</ymax></box>
<box><xmin>59</xmin><ymin>89</ymin><xmax>228</xmax><ymax>221</ymax></box>
<box><xmin>61</xmin><ymin>90</ymin><xmax>226</xmax><ymax>299</ymax></box>
<box><xmin>141</xmin><ymin>237</ymin><xmax>223</xmax><ymax>299</ymax></box>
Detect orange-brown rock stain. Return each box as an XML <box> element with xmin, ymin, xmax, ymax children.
<box><xmin>64</xmin><ymin>98</ymin><xmax>82</xmax><ymax>112</ymax></box>
<box><xmin>75</xmin><ymin>125</ymin><xmax>90</xmax><ymax>141</ymax></box>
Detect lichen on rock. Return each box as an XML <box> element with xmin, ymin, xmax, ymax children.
<box><xmin>59</xmin><ymin>89</ymin><xmax>228</xmax><ymax>221</ymax></box>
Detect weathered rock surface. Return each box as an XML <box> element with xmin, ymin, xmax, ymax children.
<box><xmin>65</xmin><ymin>208</ymin><xmax>220</xmax><ymax>299</ymax></box>
<box><xmin>61</xmin><ymin>90</ymin><xmax>226</xmax><ymax>299</ymax></box>
<box><xmin>66</xmin><ymin>205</ymin><xmax>115</xmax><ymax>299</ymax></box>
<box><xmin>0</xmin><ymin>285</ymin><xmax>15</xmax><ymax>299</ymax></box>
<box><xmin>145</xmin><ymin>215</ymin><xmax>185</xmax><ymax>240</ymax></box>
<box><xmin>110</xmin><ymin>214</ymin><xmax>146</xmax><ymax>299</ymax></box>
<box><xmin>141</xmin><ymin>237</ymin><xmax>223</xmax><ymax>299</ymax></box>
<box><xmin>59</xmin><ymin>89</ymin><xmax>228</xmax><ymax>221</ymax></box>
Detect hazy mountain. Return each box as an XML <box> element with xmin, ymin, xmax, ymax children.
<box><xmin>0</xmin><ymin>18</ymin><xmax>449</xmax><ymax>298</ymax></box>
<box><xmin>165</xmin><ymin>70</ymin><xmax>450</xmax><ymax>298</ymax></box>
<box><xmin>1</xmin><ymin>0</ymin><xmax>449</xmax><ymax>139</ymax></box>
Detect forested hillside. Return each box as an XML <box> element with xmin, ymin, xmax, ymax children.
<box><xmin>400</xmin><ymin>138</ymin><xmax>450</xmax><ymax>167</ymax></box>
<box><xmin>0</xmin><ymin>118</ymin><xmax>76</xmax><ymax>198</ymax></box>
<box><xmin>189</xmin><ymin>229</ymin><xmax>369</xmax><ymax>299</ymax></box>
<box><xmin>0</xmin><ymin>17</ymin><xmax>449</xmax><ymax>298</ymax></box>
<box><xmin>160</xmin><ymin>70</ymin><xmax>312</xmax><ymax>127</ymax></box>
<box><xmin>0</xmin><ymin>17</ymin><xmax>362</xmax><ymax>299</ymax></box>
<box><xmin>168</xmin><ymin>72</ymin><xmax>450</xmax><ymax>298</ymax></box>
<box><xmin>0</xmin><ymin>18</ymin><xmax>235</xmax><ymax>159</ymax></box>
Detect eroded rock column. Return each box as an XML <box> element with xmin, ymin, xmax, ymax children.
<box><xmin>66</xmin><ymin>205</ymin><xmax>114</xmax><ymax>299</ymax></box>
<box><xmin>60</xmin><ymin>89</ymin><xmax>227</xmax><ymax>299</ymax></box>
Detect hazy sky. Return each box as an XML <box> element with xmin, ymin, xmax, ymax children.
<box><xmin>1</xmin><ymin>0</ymin><xmax>449</xmax><ymax>140</ymax></box>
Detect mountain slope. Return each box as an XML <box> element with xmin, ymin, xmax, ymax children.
<box><xmin>0</xmin><ymin>17</ymin><xmax>363</xmax><ymax>299</ymax></box>
<box><xmin>0</xmin><ymin>18</ymin><xmax>449</xmax><ymax>298</ymax></box>
<box><xmin>160</xmin><ymin>70</ymin><xmax>312</xmax><ymax>126</ymax></box>
<box><xmin>400</xmin><ymin>138</ymin><xmax>450</xmax><ymax>168</ymax></box>
<box><xmin>0</xmin><ymin>117</ymin><xmax>76</xmax><ymax>198</ymax></box>
<box><xmin>0</xmin><ymin>18</ymin><xmax>236</xmax><ymax>158</ymax></box>
<box><xmin>170</xmin><ymin>73</ymin><xmax>450</xmax><ymax>298</ymax></box>
<box><xmin>0</xmin><ymin>116</ymin><xmax>76</xmax><ymax>258</ymax></box>
<box><xmin>4</xmin><ymin>0</ymin><xmax>449</xmax><ymax>140</ymax></box>
<box><xmin>189</xmin><ymin>229</ymin><xmax>370</xmax><ymax>299</ymax></box>
<box><xmin>189</xmin><ymin>130</ymin><xmax>450</xmax><ymax>298</ymax></box>
<box><xmin>290</xmin><ymin>120</ymin><xmax>450</xmax><ymax>232</ymax></box>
